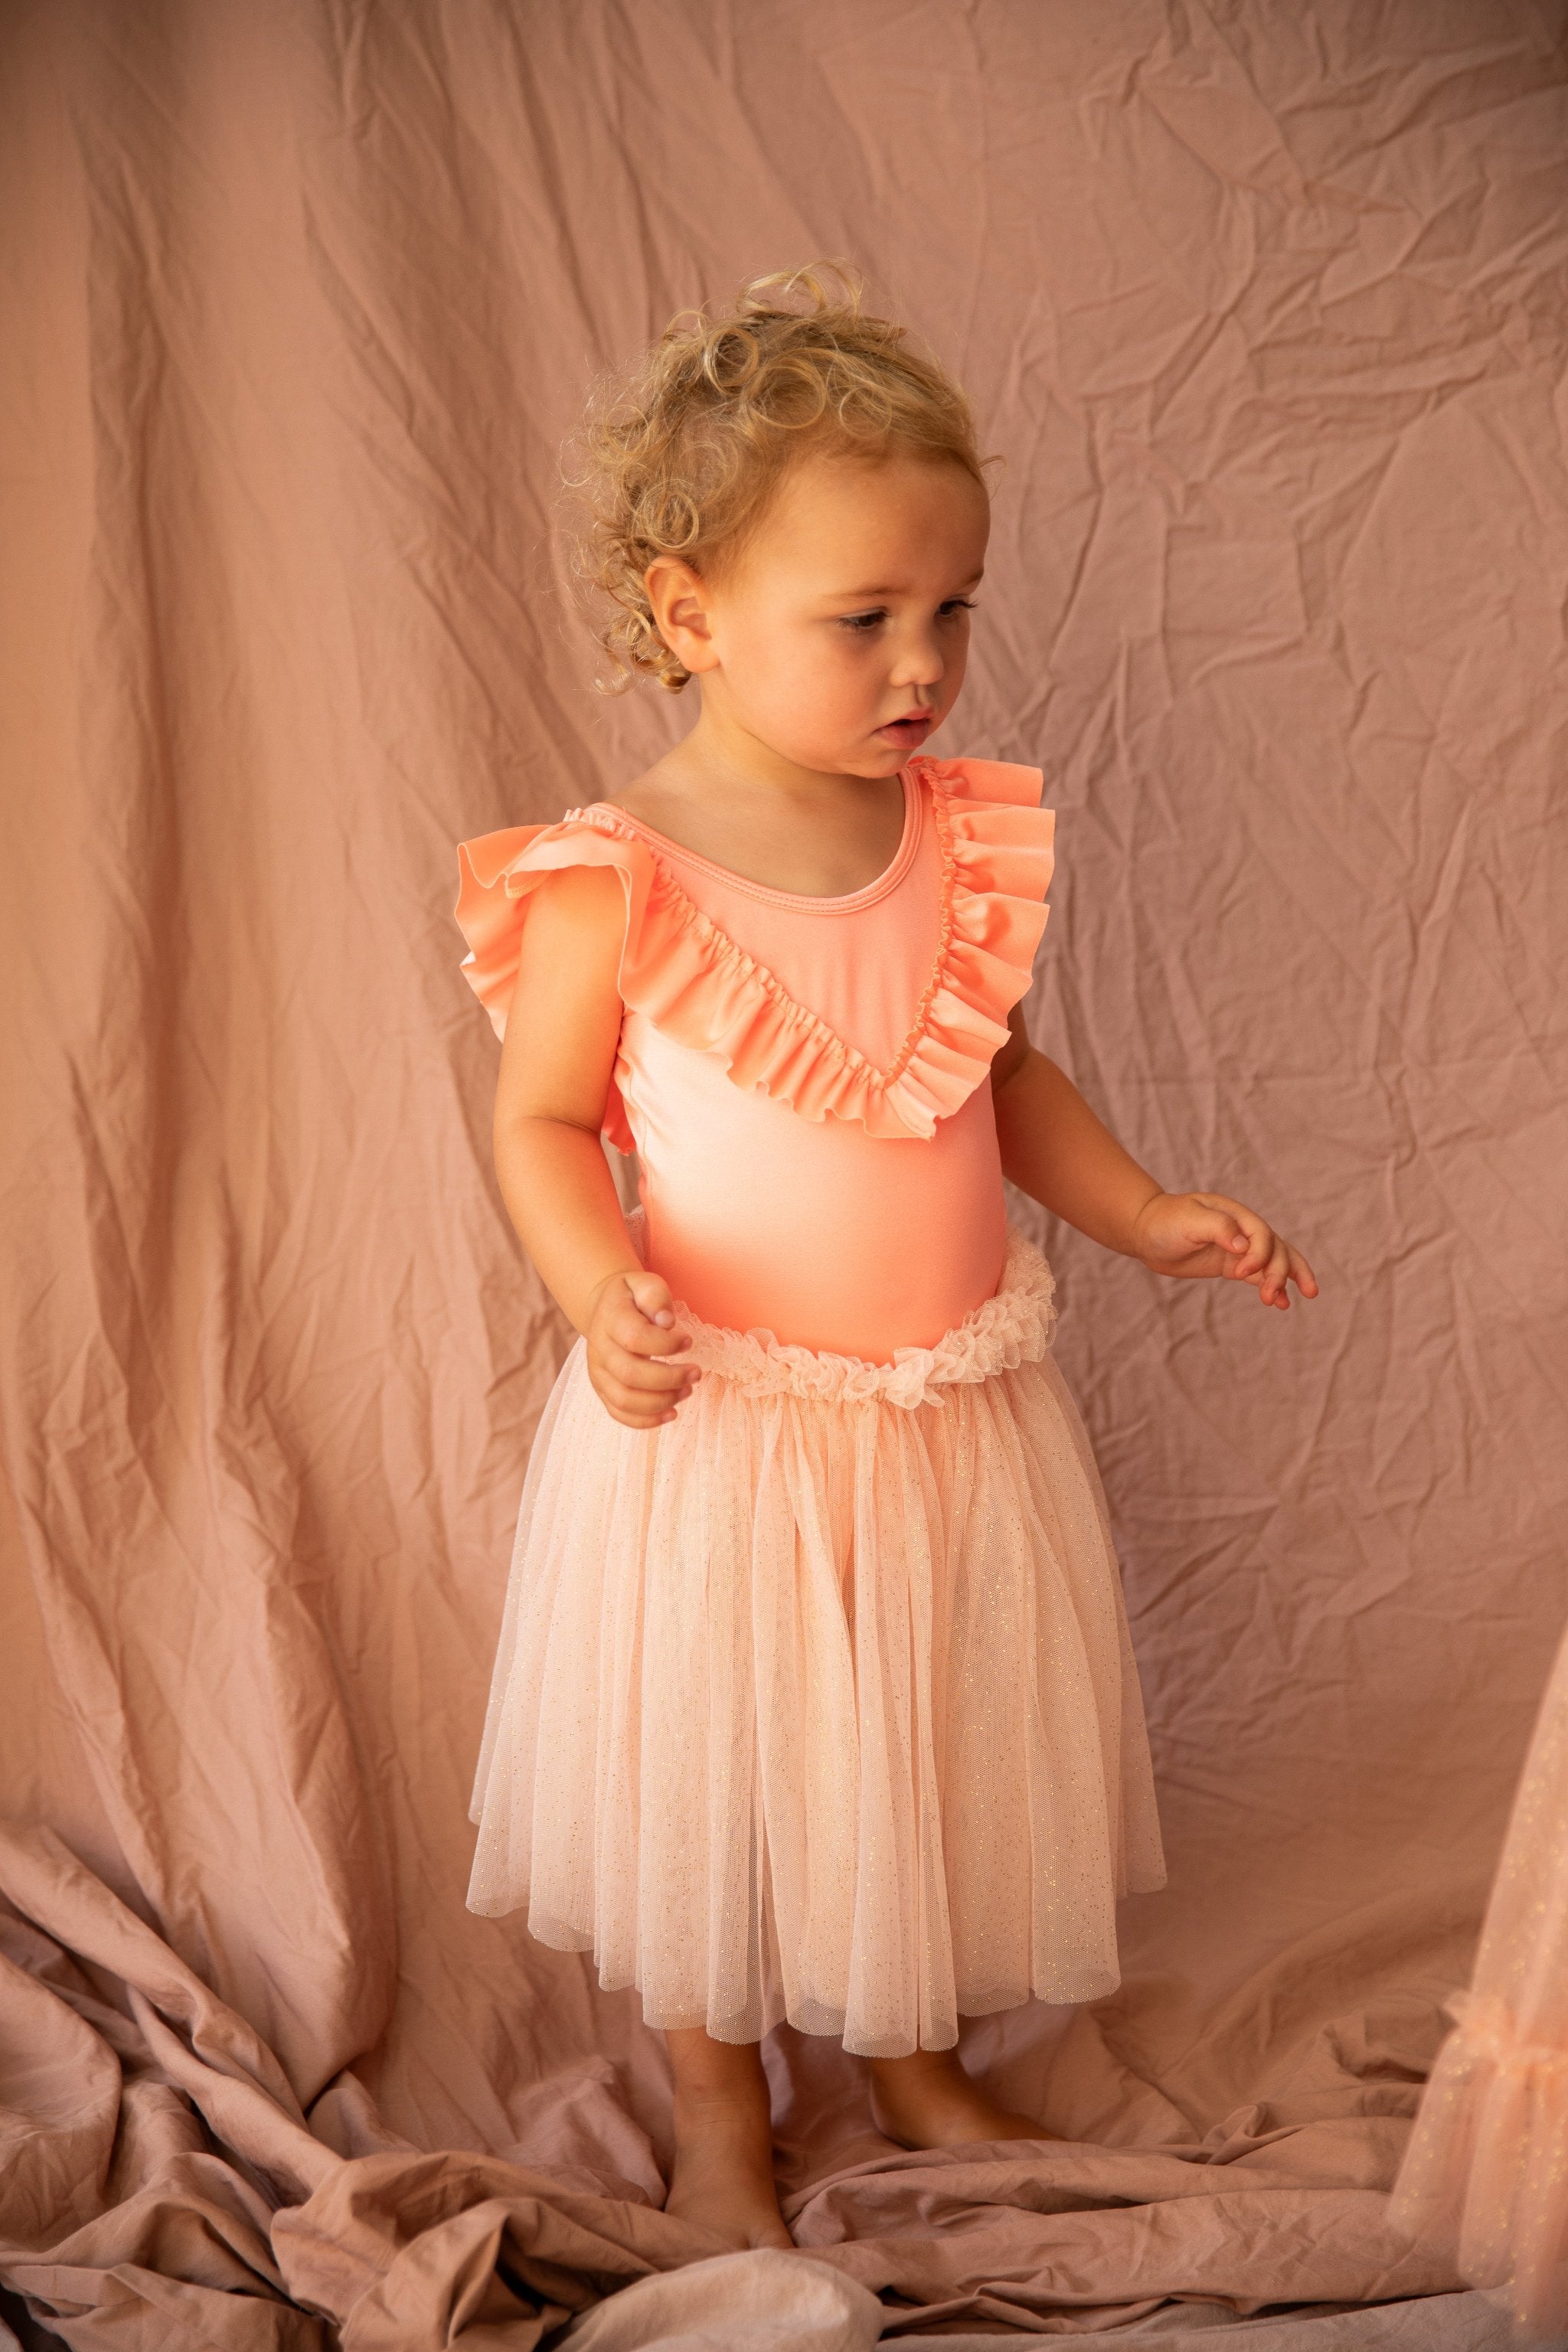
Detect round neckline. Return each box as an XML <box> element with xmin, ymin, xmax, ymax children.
<box><xmin>580</xmin><ymin>766</ymin><xmax>923</xmax><ymax>913</ymax></box>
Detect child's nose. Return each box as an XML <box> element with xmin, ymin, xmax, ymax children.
<box><xmin>889</xmin><ymin>626</ymin><xmax>945</xmax><ymax>688</ymax></box>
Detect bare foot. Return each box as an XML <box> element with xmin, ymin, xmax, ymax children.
<box><xmin>867</xmin><ymin>2047</ymin><xmax>1054</xmax><ymax>2150</ymax></box>
<box><xmin>664</xmin><ymin>2030</ymin><xmax>792</xmax><ymax>2249</ymax></box>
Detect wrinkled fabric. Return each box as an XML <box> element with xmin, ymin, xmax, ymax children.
<box><xmin>2</xmin><ymin>0</ymin><xmax>1566</xmax><ymax>2346</ymax></box>
<box><xmin>561</xmin><ymin>2247</ymin><xmax>884</xmax><ymax>2350</ymax></box>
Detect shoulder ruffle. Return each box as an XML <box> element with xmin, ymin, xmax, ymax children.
<box><xmin>453</xmin><ymin>755</ymin><xmax>1054</xmax><ymax>1146</ymax></box>
<box><xmin>455</xmin><ymin>818</ymin><xmax>655</xmax><ymax>1152</ymax></box>
<box><xmin>897</xmin><ymin>755</ymin><xmax>1056</xmax><ymax>1139</ymax></box>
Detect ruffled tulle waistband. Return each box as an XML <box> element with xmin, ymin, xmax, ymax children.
<box><xmin>625</xmin><ymin>1210</ymin><xmax>1057</xmax><ymax>1409</ymax></box>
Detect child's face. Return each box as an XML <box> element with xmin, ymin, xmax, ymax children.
<box><xmin>655</xmin><ymin>447</ymin><xmax>990</xmax><ymax>779</ymax></box>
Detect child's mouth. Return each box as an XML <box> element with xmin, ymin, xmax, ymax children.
<box><xmin>879</xmin><ymin>713</ymin><xmax>933</xmax><ymax>744</ymax></box>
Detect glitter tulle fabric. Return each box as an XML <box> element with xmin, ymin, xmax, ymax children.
<box><xmin>1392</xmin><ymin>1622</ymin><xmax>1568</xmax><ymax>2338</ymax></box>
<box><xmin>466</xmin><ymin>1221</ymin><xmax>1165</xmax><ymax>2055</ymax></box>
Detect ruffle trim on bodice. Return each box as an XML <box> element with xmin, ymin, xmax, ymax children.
<box><xmin>454</xmin><ymin>756</ymin><xmax>1054</xmax><ymax>1147</ymax></box>
<box><xmin>627</xmin><ymin>1209</ymin><xmax>1057</xmax><ymax>1406</ymax></box>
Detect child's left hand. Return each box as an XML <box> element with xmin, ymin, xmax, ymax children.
<box><xmin>1131</xmin><ymin>1191</ymin><xmax>1319</xmax><ymax>1311</ymax></box>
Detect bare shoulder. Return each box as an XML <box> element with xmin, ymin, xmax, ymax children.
<box><xmin>529</xmin><ymin>860</ymin><xmax>624</xmax><ymax>916</ymax></box>
<box><xmin>603</xmin><ymin>756</ymin><xmax>694</xmax><ymax>829</ymax></box>
<box><xmin>521</xmin><ymin>862</ymin><xmax>626</xmax><ymax>972</ymax></box>
<box><xmin>603</xmin><ymin>753</ymin><xmax>740</xmax><ymax>865</ymax></box>
<box><xmin>601</xmin><ymin>757</ymin><xmax>662</xmax><ymax>818</ymax></box>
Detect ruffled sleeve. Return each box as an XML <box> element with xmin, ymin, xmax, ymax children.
<box><xmin>454</xmin><ymin>817</ymin><xmax>657</xmax><ymax>1152</ymax></box>
<box><xmin>454</xmin><ymin>821</ymin><xmax>653</xmax><ymax>1038</ymax></box>
<box><xmin>454</xmin><ymin>756</ymin><xmax>1054</xmax><ymax>1148</ymax></box>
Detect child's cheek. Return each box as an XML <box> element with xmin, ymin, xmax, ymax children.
<box><xmin>776</xmin><ymin>629</ymin><xmax>863</xmax><ymax>717</ymax></box>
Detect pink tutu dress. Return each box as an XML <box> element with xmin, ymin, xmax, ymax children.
<box><xmin>454</xmin><ymin>754</ymin><xmax>1165</xmax><ymax>2056</ymax></box>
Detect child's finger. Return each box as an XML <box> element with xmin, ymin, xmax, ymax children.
<box><xmin>1214</xmin><ymin>1219</ymin><xmax>1257</xmax><ymax>1275</ymax></box>
<box><xmin>593</xmin><ymin>1359</ymin><xmax>697</xmax><ymax>1423</ymax></box>
<box><xmin>1186</xmin><ymin>1197</ymin><xmax>1250</xmax><ymax>1263</ymax></box>
<box><xmin>612</xmin><ymin>1312</ymin><xmax>694</xmax><ymax>1362</ymax></box>
<box><xmin>622</xmin><ymin>1268</ymin><xmax>684</xmax><ymax>1334</ymax></box>
<box><xmin>600</xmin><ymin>1384</ymin><xmax>683</xmax><ymax>1429</ymax></box>
<box><xmin>610</xmin><ymin>1289</ymin><xmax>694</xmax><ymax>1358</ymax></box>
<box><xmin>1231</xmin><ymin>1217</ymin><xmax>1275</xmax><ymax>1281</ymax></box>
<box><xmin>1197</xmin><ymin>1196</ymin><xmax>1289</xmax><ymax>1282</ymax></box>
<box><xmin>1256</xmin><ymin>1235</ymin><xmax>1292</xmax><ymax>1307</ymax></box>
<box><xmin>1198</xmin><ymin>1197</ymin><xmax>1275</xmax><ymax>1279</ymax></box>
<box><xmin>1256</xmin><ymin>1240</ymin><xmax>1320</xmax><ymax>1306</ymax></box>
<box><xmin>603</xmin><ymin>1343</ymin><xmax>697</xmax><ymax>1394</ymax></box>
<box><xmin>594</xmin><ymin>1326</ymin><xmax>700</xmax><ymax>1392</ymax></box>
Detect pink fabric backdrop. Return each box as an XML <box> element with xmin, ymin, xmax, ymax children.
<box><xmin>2</xmin><ymin>1</ymin><xmax>1565</xmax><ymax>2344</ymax></box>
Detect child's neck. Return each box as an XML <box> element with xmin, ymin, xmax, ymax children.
<box><xmin>616</xmin><ymin>701</ymin><xmax>910</xmax><ymax>900</ymax></box>
<box><xmin>662</xmin><ymin>701</ymin><xmax>865</xmax><ymax>809</ymax></box>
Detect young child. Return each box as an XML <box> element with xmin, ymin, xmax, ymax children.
<box><xmin>455</xmin><ymin>266</ymin><xmax>1318</xmax><ymax>2249</ymax></box>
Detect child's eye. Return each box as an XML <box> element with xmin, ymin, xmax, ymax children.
<box><xmin>835</xmin><ymin>599</ymin><xmax>978</xmax><ymax>635</ymax></box>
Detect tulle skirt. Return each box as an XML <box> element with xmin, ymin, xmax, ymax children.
<box><xmin>1392</xmin><ymin>1621</ymin><xmax>1568</xmax><ymax>2340</ymax></box>
<box><xmin>467</xmin><ymin>1223</ymin><xmax>1165</xmax><ymax>2056</ymax></box>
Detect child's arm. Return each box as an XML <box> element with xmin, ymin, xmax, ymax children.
<box><xmin>991</xmin><ymin>1007</ymin><xmax>1318</xmax><ymax>1310</ymax></box>
<box><xmin>493</xmin><ymin>864</ymin><xmax>699</xmax><ymax>1426</ymax></box>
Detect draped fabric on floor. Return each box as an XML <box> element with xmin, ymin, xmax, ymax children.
<box><xmin>2</xmin><ymin>2</ymin><xmax>1566</xmax><ymax>2345</ymax></box>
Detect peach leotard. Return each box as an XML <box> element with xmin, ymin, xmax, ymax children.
<box><xmin>455</xmin><ymin>755</ymin><xmax>1055</xmax><ymax>1362</ymax></box>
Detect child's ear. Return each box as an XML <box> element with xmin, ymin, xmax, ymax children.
<box><xmin>644</xmin><ymin>556</ymin><xmax>719</xmax><ymax>675</ymax></box>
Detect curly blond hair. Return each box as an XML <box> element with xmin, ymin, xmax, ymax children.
<box><xmin>566</xmin><ymin>263</ymin><xmax>989</xmax><ymax>694</ymax></box>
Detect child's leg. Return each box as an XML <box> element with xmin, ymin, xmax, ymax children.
<box><xmin>664</xmin><ymin>2027</ymin><xmax>793</xmax><ymax>2247</ymax></box>
<box><xmin>867</xmin><ymin>2045</ymin><xmax>1054</xmax><ymax>2148</ymax></box>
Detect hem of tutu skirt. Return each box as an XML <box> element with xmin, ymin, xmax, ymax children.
<box><xmin>464</xmin><ymin>1890</ymin><xmax>1159</xmax><ymax>2056</ymax></box>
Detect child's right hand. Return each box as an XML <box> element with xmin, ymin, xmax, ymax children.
<box><xmin>583</xmin><ymin>1269</ymin><xmax>701</xmax><ymax>1429</ymax></box>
